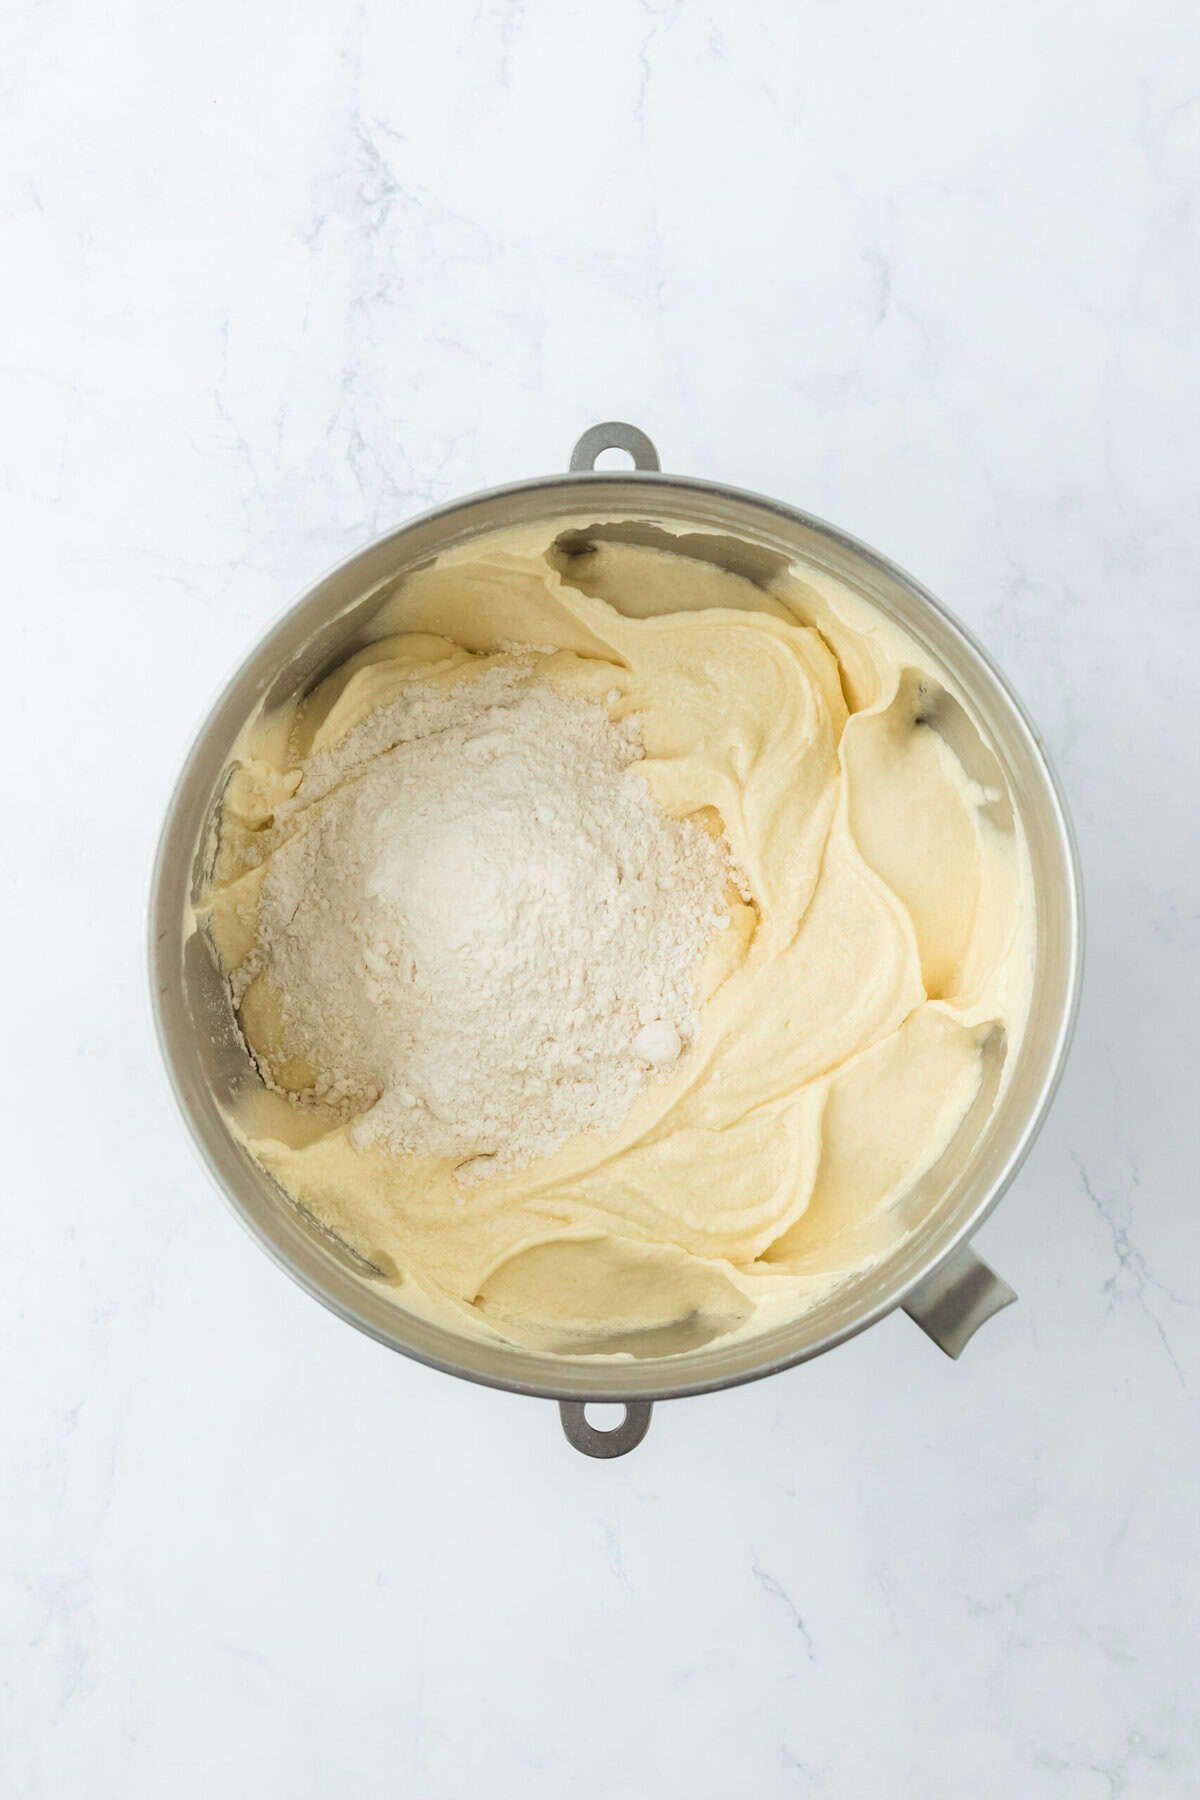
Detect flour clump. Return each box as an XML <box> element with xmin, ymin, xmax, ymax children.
<box><xmin>246</xmin><ymin>660</ymin><xmax>732</xmax><ymax>1175</ymax></box>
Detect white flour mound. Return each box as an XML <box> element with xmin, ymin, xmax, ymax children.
<box><xmin>249</xmin><ymin>664</ymin><xmax>732</xmax><ymax>1177</ymax></box>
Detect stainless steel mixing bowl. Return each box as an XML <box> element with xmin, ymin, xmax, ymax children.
<box><xmin>149</xmin><ymin>422</ymin><xmax>1082</xmax><ymax>1457</ymax></box>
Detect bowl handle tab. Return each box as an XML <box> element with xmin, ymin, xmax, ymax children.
<box><xmin>558</xmin><ymin>1400</ymin><xmax>654</xmax><ymax>1458</ymax></box>
<box><xmin>902</xmin><ymin>1244</ymin><xmax>1016</xmax><ymax>1358</ymax></box>
<box><xmin>569</xmin><ymin>422</ymin><xmax>661</xmax><ymax>473</ymax></box>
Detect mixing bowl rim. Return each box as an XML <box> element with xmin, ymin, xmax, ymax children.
<box><xmin>149</xmin><ymin>466</ymin><xmax>1084</xmax><ymax>1404</ymax></box>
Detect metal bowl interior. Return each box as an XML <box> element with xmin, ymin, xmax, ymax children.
<box><xmin>150</xmin><ymin>472</ymin><xmax>1082</xmax><ymax>1403</ymax></box>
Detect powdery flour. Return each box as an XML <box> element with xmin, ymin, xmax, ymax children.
<box><xmin>247</xmin><ymin>663</ymin><xmax>732</xmax><ymax>1176</ymax></box>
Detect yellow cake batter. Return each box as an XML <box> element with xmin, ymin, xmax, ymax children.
<box><xmin>199</xmin><ymin>520</ymin><xmax>1033</xmax><ymax>1357</ymax></box>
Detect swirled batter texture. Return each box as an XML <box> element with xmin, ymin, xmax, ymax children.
<box><xmin>202</xmin><ymin>521</ymin><xmax>1032</xmax><ymax>1357</ymax></box>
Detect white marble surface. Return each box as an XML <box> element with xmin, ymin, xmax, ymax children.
<box><xmin>3</xmin><ymin>0</ymin><xmax>1198</xmax><ymax>1793</ymax></box>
